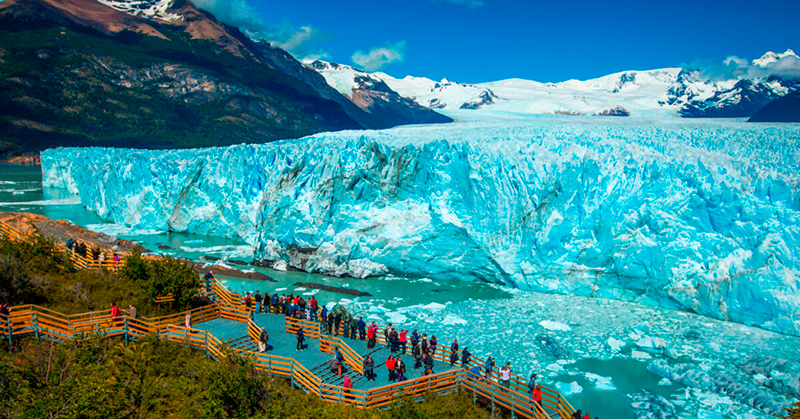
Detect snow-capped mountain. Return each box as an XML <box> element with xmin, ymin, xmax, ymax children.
<box><xmin>312</xmin><ymin>50</ymin><xmax>800</xmax><ymax>118</ymax></box>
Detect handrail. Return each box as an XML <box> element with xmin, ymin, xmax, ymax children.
<box><xmin>0</xmin><ymin>251</ymin><xmax>576</xmax><ymax>418</ymax></box>
<box><xmin>0</xmin><ymin>219</ymin><xmax>127</xmax><ymax>271</ymax></box>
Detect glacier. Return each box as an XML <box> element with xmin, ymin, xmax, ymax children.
<box><xmin>41</xmin><ymin>116</ymin><xmax>800</xmax><ymax>336</ymax></box>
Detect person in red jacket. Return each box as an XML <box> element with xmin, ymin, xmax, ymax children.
<box><xmin>110</xmin><ymin>302</ymin><xmax>121</xmax><ymax>327</ymax></box>
<box><xmin>386</xmin><ymin>355</ymin><xmax>397</xmax><ymax>382</ymax></box>
<box><xmin>532</xmin><ymin>384</ymin><xmax>543</xmax><ymax>410</ymax></box>
<box><xmin>399</xmin><ymin>329</ymin><xmax>408</xmax><ymax>354</ymax></box>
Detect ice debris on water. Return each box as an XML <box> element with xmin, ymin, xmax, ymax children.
<box><xmin>555</xmin><ymin>381</ymin><xmax>583</xmax><ymax>396</ymax></box>
<box><xmin>41</xmin><ymin>119</ymin><xmax>800</xmax><ymax>336</ymax></box>
<box><xmin>539</xmin><ymin>320</ymin><xmax>571</xmax><ymax>331</ymax></box>
<box><xmin>646</xmin><ymin>359</ymin><xmax>792</xmax><ymax>414</ymax></box>
<box><xmin>606</xmin><ymin>337</ymin><xmax>626</xmax><ymax>352</ymax></box>
<box><xmin>628</xmin><ymin>390</ymin><xmax>677</xmax><ymax>419</ymax></box>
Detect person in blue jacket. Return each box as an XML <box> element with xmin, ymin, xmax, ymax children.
<box><xmin>296</xmin><ymin>327</ymin><xmax>305</xmax><ymax>350</ymax></box>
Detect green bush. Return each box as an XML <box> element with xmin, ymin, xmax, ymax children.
<box><xmin>121</xmin><ymin>250</ymin><xmax>200</xmax><ymax>311</ymax></box>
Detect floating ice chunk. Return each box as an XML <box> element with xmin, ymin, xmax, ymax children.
<box><xmin>631</xmin><ymin>350</ymin><xmax>652</xmax><ymax>360</ymax></box>
<box><xmin>606</xmin><ymin>337</ymin><xmax>626</xmax><ymax>352</ymax></box>
<box><xmin>272</xmin><ymin>260</ymin><xmax>288</xmax><ymax>271</ymax></box>
<box><xmin>275</xmin><ymin>287</ymin><xmax>287</xmax><ymax>291</ymax></box>
<box><xmin>658</xmin><ymin>378</ymin><xmax>673</xmax><ymax>387</ymax></box>
<box><xmin>183</xmin><ymin>239</ymin><xmax>204</xmax><ymax>244</ymax></box>
<box><xmin>546</xmin><ymin>363</ymin><xmax>564</xmax><ymax>372</ymax></box>
<box><xmin>385</xmin><ymin>312</ymin><xmax>408</xmax><ymax>324</ymax></box>
<box><xmin>302</xmin><ymin>290</ymin><xmax>320</xmax><ymax>296</ymax></box>
<box><xmin>637</xmin><ymin>336</ymin><xmax>668</xmax><ymax>350</ymax></box>
<box><xmin>442</xmin><ymin>314</ymin><xmax>468</xmax><ymax>325</ymax></box>
<box><xmin>294</xmin><ymin>287</ymin><xmax>308</xmax><ymax>291</ymax></box>
<box><xmin>586</xmin><ymin>373</ymin><xmax>616</xmax><ymax>391</ymax></box>
<box><xmin>368</xmin><ymin>305</ymin><xmax>390</xmax><ymax>314</ymax></box>
<box><xmin>420</xmin><ymin>302</ymin><xmax>447</xmax><ymax>310</ymax></box>
<box><xmin>417</xmin><ymin>278</ymin><xmax>433</xmax><ymax>282</ymax></box>
<box><xmin>555</xmin><ymin>381</ymin><xmax>583</xmax><ymax>396</ymax></box>
<box><xmin>539</xmin><ymin>320</ymin><xmax>571</xmax><ymax>331</ymax></box>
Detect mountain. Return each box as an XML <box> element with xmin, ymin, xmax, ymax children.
<box><xmin>310</xmin><ymin>51</ymin><xmax>800</xmax><ymax>119</ymax></box>
<box><xmin>0</xmin><ymin>0</ymin><xmax>449</xmax><ymax>158</ymax></box>
<box><xmin>307</xmin><ymin>61</ymin><xmax>451</xmax><ymax>126</ymax></box>
<box><xmin>748</xmin><ymin>90</ymin><xmax>800</xmax><ymax>122</ymax></box>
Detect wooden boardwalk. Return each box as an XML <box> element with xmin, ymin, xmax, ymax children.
<box><xmin>0</xmin><ymin>220</ymin><xmax>576</xmax><ymax>418</ymax></box>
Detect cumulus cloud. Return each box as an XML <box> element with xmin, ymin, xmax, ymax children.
<box><xmin>192</xmin><ymin>0</ymin><xmax>332</xmax><ymax>61</ymax></box>
<box><xmin>434</xmin><ymin>0</ymin><xmax>485</xmax><ymax>8</ymax></box>
<box><xmin>351</xmin><ymin>41</ymin><xmax>406</xmax><ymax>72</ymax></box>
<box><xmin>685</xmin><ymin>49</ymin><xmax>800</xmax><ymax>81</ymax></box>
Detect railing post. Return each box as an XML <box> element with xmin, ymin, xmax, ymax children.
<box><xmin>491</xmin><ymin>384</ymin><xmax>496</xmax><ymax>419</ymax></box>
<box><xmin>124</xmin><ymin>317</ymin><xmax>129</xmax><ymax>345</ymax></box>
<box><xmin>511</xmin><ymin>390</ymin><xmax>516</xmax><ymax>419</ymax></box>
<box><xmin>6</xmin><ymin>315</ymin><xmax>12</xmax><ymax>345</ymax></box>
<box><xmin>291</xmin><ymin>362</ymin><xmax>295</xmax><ymax>388</ymax></box>
<box><xmin>33</xmin><ymin>313</ymin><xmax>39</xmax><ymax>338</ymax></box>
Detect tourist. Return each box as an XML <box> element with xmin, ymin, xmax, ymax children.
<box><xmin>386</xmin><ymin>355</ymin><xmax>397</xmax><ymax>382</ymax></box>
<box><xmin>500</xmin><ymin>362</ymin><xmax>512</xmax><ymax>389</ymax></box>
<box><xmin>327</xmin><ymin>313</ymin><xmax>334</xmax><ymax>334</ymax></box>
<box><xmin>430</xmin><ymin>335</ymin><xmax>438</xmax><ymax>358</ymax></box>
<box><xmin>399</xmin><ymin>329</ymin><xmax>408</xmax><ymax>354</ymax></box>
<box><xmin>279</xmin><ymin>294</ymin><xmax>286</xmax><ymax>314</ymax></box>
<box><xmin>357</xmin><ymin>317</ymin><xmax>366</xmax><ymax>340</ymax></box>
<box><xmin>296</xmin><ymin>326</ymin><xmax>305</xmax><ymax>350</ymax></box>
<box><xmin>349</xmin><ymin>316</ymin><xmax>357</xmax><ymax>339</ymax></box>
<box><xmin>320</xmin><ymin>304</ymin><xmax>328</xmax><ymax>326</ymax></box>
<box><xmin>449</xmin><ymin>338</ymin><xmax>459</xmax><ymax>366</ymax></box>
<box><xmin>342</xmin><ymin>314</ymin><xmax>349</xmax><ymax>337</ymax></box>
<box><xmin>571</xmin><ymin>410</ymin><xmax>582</xmax><ymax>419</ymax></box>
<box><xmin>244</xmin><ymin>292</ymin><xmax>252</xmax><ymax>311</ymax></box>
<box><xmin>582</xmin><ymin>412</ymin><xmax>591</xmax><ymax>419</ymax></box>
<box><xmin>98</xmin><ymin>251</ymin><xmax>105</xmax><ymax>267</ymax></box>
<box><xmin>366</xmin><ymin>323</ymin><xmax>376</xmax><ymax>349</ymax></box>
<box><xmin>254</xmin><ymin>291</ymin><xmax>262</xmax><ymax>314</ymax></box>
<box><xmin>396</xmin><ymin>357</ymin><xmax>407</xmax><ymax>382</ymax></box>
<box><xmin>331</xmin><ymin>348</ymin><xmax>344</xmax><ymax>376</ymax></box>
<box><xmin>204</xmin><ymin>271</ymin><xmax>214</xmax><ymax>293</ymax></box>
<box><xmin>270</xmin><ymin>292</ymin><xmax>278</xmax><ymax>314</ymax></box>
<box><xmin>410</xmin><ymin>329</ymin><xmax>420</xmax><ymax>348</ymax></box>
<box><xmin>383</xmin><ymin>323</ymin><xmax>392</xmax><ymax>348</ymax></box>
<box><xmin>528</xmin><ymin>373</ymin><xmax>538</xmax><ymax>394</ymax></box>
<box><xmin>461</xmin><ymin>347</ymin><xmax>471</xmax><ymax>368</ymax></box>
<box><xmin>412</xmin><ymin>343</ymin><xmax>422</xmax><ymax>369</ymax></box>
<box><xmin>0</xmin><ymin>302</ymin><xmax>10</xmax><ymax>318</ymax></box>
<box><xmin>484</xmin><ymin>356</ymin><xmax>495</xmax><ymax>380</ymax></box>
<box><xmin>309</xmin><ymin>296</ymin><xmax>318</xmax><ymax>320</ymax></box>
<box><xmin>126</xmin><ymin>304</ymin><xmax>137</xmax><ymax>320</ymax></box>
<box><xmin>423</xmin><ymin>350</ymin><xmax>434</xmax><ymax>374</ymax></box>
<box><xmin>334</xmin><ymin>312</ymin><xmax>342</xmax><ymax>336</ymax></box>
<box><xmin>469</xmin><ymin>364</ymin><xmax>482</xmax><ymax>378</ymax></box>
<box><xmin>66</xmin><ymin>238</ymin><xmax>73</xmax><ymax>252</ymax></box>
<box><xmin>363</xmin><ymin>354</ymin><xmax>375</xmax><ymax>381</ymax></box>
<box><xmin>532</xmin><ymin>384</ymin><xmax>543</xmax><ymax>410</ymax></box>
<box><xmin>421</xmin><ymin>333</ymin><xmax>429</xmax><ymax>354</ymax></box>
<box><xmin>389</xmin><ymin>328</ymin><xmax>399</xmax><ymax>353</ymax></box>
<box><xmin>110</xmin><ymin>302</ymin><xmax>121</xmax><ymax>326</ymax></box>
<box><xmin>343</xmin><ymin>375</ymin><xmax>353</xmax><ymax>400</ymax></box>
<box><xmin>185</xmin><ymin>312</ymin><xmax>192</xmax><ymax>328</ymax></box>
<box><xmin>259</xmin><ymin>327</ymin><xmax>269</xmax><ymax>352</ymax></box>
<box><xmin>113</xmin><ymin>253</ymin><xmax>119</xmax><ymax>275</ymax></box>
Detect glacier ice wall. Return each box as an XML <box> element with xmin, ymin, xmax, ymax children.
<box><xmin>41</xmin><ymin>118</ymin><xmax>800</xmax><ymax>336</ymax></box>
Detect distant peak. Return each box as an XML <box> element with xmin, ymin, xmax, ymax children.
<box><xmin>95</xmin><ymin>0</ymin><xmax>182</xmax><ymax>22</ymax></box>
<box><xmin>753</xmin><ymin>49</ymin><xmax>799</xmax><ymax>67</ymax></box>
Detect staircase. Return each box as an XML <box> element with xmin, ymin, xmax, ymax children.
<box><xmin>227</xmin><ymin>335</ymin><xmax>258</xmax><ymax>352</ymax></box>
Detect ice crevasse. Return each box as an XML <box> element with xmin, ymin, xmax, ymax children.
<box><xmin>41</xmin><ymin>119</ymin><xmax>800</xmax><ymax>336</ymax></box>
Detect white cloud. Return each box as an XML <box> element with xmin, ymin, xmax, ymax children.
<box><xmin>690</xmin><ymin>49</ymin><xmax>800</xmax><ymax>81</ymax></box>
<box><xmin>351</xmin><ymin>41</ymin><xmax>406</xmax><ymax>72</ymax></box>
<box><xmin>192</xmin><ymin>0</ymin><xmax>332</xmax><ymax>61</ymax></box>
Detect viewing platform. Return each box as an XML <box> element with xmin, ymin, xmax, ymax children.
<box><xmin>0</xmin><ymin>219</ymin><xmax>576</xmax><ymax>418</ymax></box>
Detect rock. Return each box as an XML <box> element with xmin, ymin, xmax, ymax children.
<box><xmin>227</xmin><ymin>259</ymin><xmax>249</xmax><ymax>266</ymax></box>
<box><xmin>202</xmin><ymin>255</ymin><xmax>220</xmax><ymax>262</ymax></box>
<box><xmin>595</xmin><ymin>106</ymin><xmax>630</xmax><ymax>117</ymax></box>
<box><xmin>157</xmin><ymin>244</ymin><xmax>172</xmax><ymax>250</ymax></box>
<box><xmin>193</xmin><ymin>263</ymin><xmax>275</xmax><ymax>282</ymax></box>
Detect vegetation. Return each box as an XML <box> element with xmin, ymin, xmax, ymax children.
<box><xmin>120</xmin><ymin>249</ymin><xmax>200</xmax><ymax>311</ymax></box>
<box><xmin>0</xmin><ymin>336</ymin><xmax>490</xmax><ymax>419</ymax></box>
<box><xmin>0</xmin><ymin>236</ymin><xmax>198</xmax><ymax>316</ymax></box>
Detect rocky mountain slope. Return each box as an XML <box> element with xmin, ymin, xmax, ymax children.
<box><xmin>748</xmin><ymin>90</ymin><xmax>800</xmax><ymax>122</ymax></box>
<box><xmin>0</xmin><ymin>0</ymin><xmax>449</xmax><ymax>158</ymax></box>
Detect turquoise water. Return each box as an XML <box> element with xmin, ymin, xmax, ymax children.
<box><xmin>3</xmin><ymin>164</ymin><xmax>796</xmax><ymax>418</ymax></box>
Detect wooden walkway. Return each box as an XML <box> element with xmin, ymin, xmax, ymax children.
<box><xmin>0</xmin><ymin>220</ymin><xmax>576</xmax><ymax>419</ymax></box>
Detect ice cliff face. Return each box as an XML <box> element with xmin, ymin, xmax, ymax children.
<box><xmin>41</xmin><ymin>118</ymin><xmax>800</xmax><ymax>336</ymax></box>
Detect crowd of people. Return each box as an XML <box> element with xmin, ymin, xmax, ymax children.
<box><xmin>65</xmin><ymin>238</ymin><xmax>120</xmax><ymax>272</ymax></box>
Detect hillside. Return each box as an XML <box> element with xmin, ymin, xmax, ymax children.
<box><xmin>0</xmin><ymin>0</ymin><xmax>449</xmax><ymax>158</ymax></box>
<box><xmin>749</xmin><ymin>90</ymin><xmax>800</xmax><ymax>122</ymax></box>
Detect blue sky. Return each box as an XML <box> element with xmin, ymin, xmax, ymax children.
<box><xmin>198</xmin><ymin>0</ymin><xmax>799</xmax><ymax>83</ymax></box>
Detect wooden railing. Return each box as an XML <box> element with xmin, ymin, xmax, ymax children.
<box><xmin>0</xmin><ymin>249</ymin><xmax>576</xmax><ymax>418</ymax></box>
<box><xmin>0</xmin><ymin>219</ymin><xmax>127</xmax><ymax>271</ymax></box>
